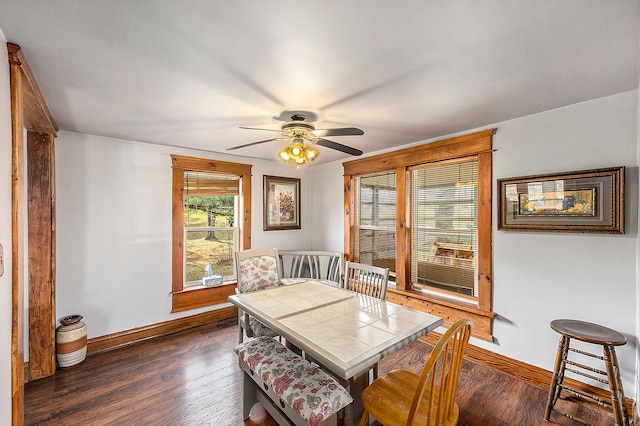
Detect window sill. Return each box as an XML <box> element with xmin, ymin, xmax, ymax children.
<box><xmin>386</xmin><ymin>286</ymin><xmax>495</xmax><ymax>342</ymax></box>
<box><xmin>171</xmin><ymin>282</ymin><xmax>237</xmax><ymax>313</ymax></box>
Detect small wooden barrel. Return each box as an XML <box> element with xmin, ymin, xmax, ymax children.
<box><xmin>56</xmin><ymin>315</ymin><xmax>87</xmax><ymax>368</ymax></box>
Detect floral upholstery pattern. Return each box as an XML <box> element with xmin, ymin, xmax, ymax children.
<box><xmin>248</xmin><ymin>316</ymin><xmax>278</xmax><ymax>338</ymax></box>
<box><xmin>234</xmin><ymin>337</ymin><xmax>353</xmax><ymax>426</ymax></box>
<box><xmin>238</xmin><ymin>255</ymin><xmax>280</xmax><ymax>293</ymax></box>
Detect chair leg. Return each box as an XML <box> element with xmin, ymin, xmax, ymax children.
<box><xmin>545</xmin><ymin>335</ymin><xmax>569</xmax><ymax>420</ymax></box>
<box><xmin>358</xmin><ymin>410</ymin><xmax>370</xmax><ymax>426</ymax></box>
<box><xmin>603</xmin><ymin>345</ymin><xmax>629</xmax><ymax>426</ymax></box>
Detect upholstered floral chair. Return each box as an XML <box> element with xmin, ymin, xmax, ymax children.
<box><xmin>235</xmin><ymin>248</ymin><xmax>281</xmax><ymax>343</ymax></box>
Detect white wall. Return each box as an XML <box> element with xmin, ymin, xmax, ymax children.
<box><xmin>636</xmin><ymin>88</ymin><xmax>640</xmax><ymax>410</ymax></box>
<box><xmin>55</xmin><ymin>131</ymin><xmax>311</xmax><ymax>338</ymax></box>
<box><xmin>308</xmin><ymin>160</ymin><xmax>345</xmax><ymax>252</ymax></box>
<box><xmin>490</xmin><ymin>91</ymin><xmax>638</xmax><ymax>397</ymax></box>
<box><xmin>310</xmin><ymin>91</ymin><xmax>639</xmax><ymax>398</ymax></box>
<box><xmin>0</xmin><ymin>27</ymin><xmax>13</xmax><ymax>425</ymax></box>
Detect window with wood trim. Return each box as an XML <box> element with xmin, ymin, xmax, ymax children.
<box><xmin>344</xmin><ymin>130</ymin><xmax>494</xmax><ymax>340</ymax></box>
<box><xmin>171</xmin><ymin>155</ymin><xmax>252</xmax><ymax>312</ymax></box>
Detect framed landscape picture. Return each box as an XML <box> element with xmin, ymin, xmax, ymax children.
<box><xmin>498</xmin><ymin>166</ymin><xmax>624</xmax><ymax>234</ymax></box>
<box><xmin>263</xmin><ymin>175</ymin><xmax>301</xmax><ymax>231</ymax></box>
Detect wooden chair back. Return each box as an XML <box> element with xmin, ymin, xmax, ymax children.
<box><xmin>343</xmin><ymin>261</ymin><xmax>389</xmax><ymax>299</ymax></box>
<box><xmin>409</xmin><ymin>318</ymin><xmax>472</xmax><ymax>425</ymax></box>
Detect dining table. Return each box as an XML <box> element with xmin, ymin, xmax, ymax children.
<box><xmin>228</xmin><ymin>280</ymin><xmax>443</xmax><ymax>425</ymax></box>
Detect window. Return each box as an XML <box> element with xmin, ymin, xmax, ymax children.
<box><xmin>411</xmin><ymin>159</ymin><xmax>478</xmax><ymax>297</ymax></box>
<box><xmin>344</xmin><ymin>130</ymin><xmax>494</xmax><ymax>341</ymax></box>
<box><xmin>184</xmin><ymin>172</ymin><xmax>240</xmax><ymax>287</ymax></box>
<box><xmin>353</xmin><ymin>172</ymin><xmax>397</xmax><ymax>280</ymax></box>
<box><xmin>171</xmin><ymin>155</ymin><xmax>252</xmax><ymax>312</ymax></box>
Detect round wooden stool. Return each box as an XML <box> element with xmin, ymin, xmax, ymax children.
<box><xmin>544</xmin><ymin>319</ymin><xmax>628</xmax><ymax>425</ymax></box>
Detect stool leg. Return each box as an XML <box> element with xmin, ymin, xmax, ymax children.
<box><xmin>545</xmin><ymin>335</ymin><xmax>570</xmax><ymax>421</ymax></box>
<box><xmin>603</xmin><ymin>345</ymin><xmax>628</xmax><ymax>426</ymax></box>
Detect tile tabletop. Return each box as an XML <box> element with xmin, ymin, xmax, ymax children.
<box><xmin>230</xmin><ymin>280</ymin><xmax>443</xmax><ymax>380</ymax></box>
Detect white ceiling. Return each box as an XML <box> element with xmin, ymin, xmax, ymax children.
<box><xmin>0</xmin><ymin>1</ymin><xmax>638</xmax><ymax>164</ymax></box>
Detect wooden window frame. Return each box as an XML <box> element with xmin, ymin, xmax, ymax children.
<box><xmin>171</xmin><ymin>155</ymin><xmax>252</xmax><ymax>312</ymax></box>
<box><xmin>343</xmin><ymin>129</ymin><xmax>495</xmax><ymax>341</ymax></box>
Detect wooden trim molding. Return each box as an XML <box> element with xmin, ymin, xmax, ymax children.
<box><xmin>344</xmin><ymin>129</ymin><xmax>495</xmax><ymax>340</ymax></box>
<box><xmin>421</xmin><ymin>331</ymin><xmax>635</xmax><ymax>418</ymax></box>
<box><xmin>9</xmin><ymin>40</ymin><xmax>26</xmax><ymax>426</ymax></box>
<box><xmin>343</xmin><ymin>129</ymin><xmax>494</xmax><ymax>176</ymax></box>
<box><xmin>170</xmin><ymin>155</ymin><xmax>252</xmax><ymax>311</ymax></box>
<box><xmin>387</xmin><ymin>288</ymin><xmax>494</xmax><ymax>342</ymax></box>
<box><xmin>171</xmin><ymin>283</ymin><xmax>236</xmax><ymax>313</ymax></box>
<box><xmin>7</xmin><ymin>43</ymin><xmax>57</xmax><ymax>135</ymax></box>
<box><xmin>87</xmin><ymin>307</ymin><xmax>237</xmax><ymax>354</ymax></box>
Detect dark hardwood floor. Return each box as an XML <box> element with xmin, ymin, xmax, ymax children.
<box><xmin>25</xmin><ymin>320</ymin><xmax>616</xmax><ymax>425</ymax></box>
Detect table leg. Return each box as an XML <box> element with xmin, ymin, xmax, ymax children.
<box><xmin>346</xmin><ymin>371</ymin><xmax>370</xmax><ymax>426</ymax></box>
<box><xmin>285</xmin><ymin>340</ymin><xmax>302</xmax><ymax>356</ymax></box>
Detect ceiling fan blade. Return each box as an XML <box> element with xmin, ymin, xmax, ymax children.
<box><xmin>227</xmin><ymin>138</ymin><xmax>279</xmax><ymax>151</ymax></box>
<box><xmin>316</xmin><ymin>138</ymin><xmax>363</xmax><ymax>156</ymax></box>
<box><xmin>313</xmin><ymin>127</ymin><xmax>364</xmax><ymax>137</ymax></box>
<box><xmin>239</xmin><ymin>126</ymin><xmax>281</xmax><ymax>132</ymax></box>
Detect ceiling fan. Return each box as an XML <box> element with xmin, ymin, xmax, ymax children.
<box><xmin>228</xmin><ymin>114</ymin><xmax>364</xmax><ymax>166</ymax></box>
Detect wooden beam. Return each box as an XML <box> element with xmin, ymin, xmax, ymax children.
<box><xmin>7</xmin><ymin>43</ymin><xmax>57</xmax><ymax>135</ymax></box>
<box><xmin>9</xmin><ymin>41</ymin><xmax>25</xmax><ymax>426</ymax></box>
<box><xmin>27</xmin><ymin>131</ymin><xmax>56</xmax><ymax>380</ymax></box>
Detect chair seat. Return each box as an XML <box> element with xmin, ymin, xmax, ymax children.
<box><xmin>361</xmin><ymin>369</ymin><xmax>459</xmax><ymax>426</ymax></box>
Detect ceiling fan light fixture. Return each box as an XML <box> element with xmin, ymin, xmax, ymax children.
<box><xmin>233</xmin><ymin>113</ymin><xmax>364</xmax><ymax>159</ymax></box>
<box><xmin>277</xmin><ymin>139</ymin><xmax>319</xmax><ymax>168</ymax></box>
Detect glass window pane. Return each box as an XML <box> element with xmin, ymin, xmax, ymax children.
<box><xmin>183</xmin><ymin>171</ymin><xmax>240</xmax><ymax>286</ymax></box>
<box><xmin>354</xmin><ymin>172</ymin><xmax>396</xmax><ymax>277</ymax></box>
<box><xmin>185</xmin><ymin>230</ymin><xmax>236</xmax><ymax>286</ymax></box>
<box><xmin>411</xmin><ymin>160</ymin><xmax>478</xmax><ymax>297</ymax></box>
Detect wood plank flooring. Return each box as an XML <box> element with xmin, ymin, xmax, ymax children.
<box><xmin>25</xmin><ymin>320</ymin><xmax>617</xmax><ymax>425</ymax></box>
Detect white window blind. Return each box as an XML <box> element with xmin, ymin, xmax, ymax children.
<box><xmin>355</xmin><ymin>172</ymin><xmax>396</xmax><ymax>277</ymax></box>
<box><xmin>411</xmin><ymin>159</ymin><xmax>478</xmax><ymax>297</ymax></box>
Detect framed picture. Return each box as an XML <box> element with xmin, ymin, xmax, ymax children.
<box><xmin>263</xmin><ymin>175</ymin><xmax>301</xmax><ymax>231</ymax></box>
<box><xmin>498</xmin><ymin>166</ymin><xmax>625</xmax><ymax>234</ymax></box>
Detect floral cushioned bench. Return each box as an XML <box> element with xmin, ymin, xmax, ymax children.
<box><xmin>234</xmin><ymin>337</ymin><xmax>353</xmax><ymax>426</ymax></box>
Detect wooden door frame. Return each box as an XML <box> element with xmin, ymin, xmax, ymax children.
<box><xmin>8</xmin><ymin>42</ymin><xmax>57</xmax><ymax>425</ymax></box>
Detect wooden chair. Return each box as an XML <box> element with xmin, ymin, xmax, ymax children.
<box><xmin>344</xmin><ymin>261</ymin><xmax>389</xmax><ymax>380</ymax></box>
<box><xmin>235</xmin><ymin>248</ymin><xmax>281</xmax><ymax>343</ymax></box>
<box><xmin>359</xmin><ymin>318</ymin><xmax>472</xmax><ymax>426</ymax></box>
<box><xmin>278</xmin><ymin>250</ymin><xmax>343</xmax><ymax>285</ymax></box>
<box><xmin>343</xmin><ymin>261</ymin><xmax>389</xmax><ymax>299</ymax></box>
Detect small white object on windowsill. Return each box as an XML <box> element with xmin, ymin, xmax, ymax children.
<box><xmin>202</xmin><ymin>264</ymin><xmax>223</xmax><ymax>286</ymax></box>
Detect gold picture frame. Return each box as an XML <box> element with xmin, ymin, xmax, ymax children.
<box><xmin>263</xmin><ymin>175</ymin><xmax>301</xmax><ymax>231</ymax></box>
<box><xmin>498</xmin><ymin>166</ymin><xmax>625</xmax><ymax>234</ymax></box>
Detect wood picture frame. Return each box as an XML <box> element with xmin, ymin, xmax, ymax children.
<box><xmin>263</xmin><ymin>175</ymin><xmax>301</xmax><ymax>231</ymax></box>
<box><xmin>498</xmin><ymin>166</ymin><xmax>625</xmax><ymax>234</ymax></box>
